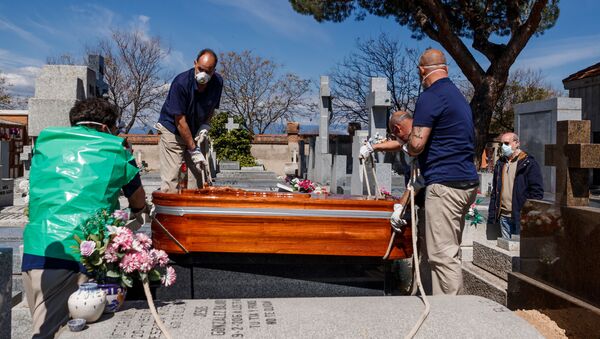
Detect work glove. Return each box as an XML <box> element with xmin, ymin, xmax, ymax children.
<box><xmin>125</xmin><ymin>204</ymin><xmax>151</xmax><ymax>232</ymax></box>
<box><xmin>360</xmin><ymin>141</ymin><xmax>374</xmax><ymax>160</ymax></box>
<box><xmin>408</xmin><ymin>174</ymin><xmax>425</xmax><ymax>192</ymax></box>
<box><xmin>390</xmin><ymin>203</ymin><xmax>408</xmax><ymax>229</ymax></box>
<box><xmin>188</xmin><ymin>147</ymin><xmax>207</xmax><ymax>172</ymax></box>
<box><xmin>194</xmin><ymin>124</ymin><xmax>211</xmax><ymax>145</ymax></box>
<box><xmin>402</xmin><ymin>144</ymin><xmax>415</xmax><ymax>165</ymax></box>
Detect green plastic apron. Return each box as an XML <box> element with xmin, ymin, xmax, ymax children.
<box><xmin>23</xmin><ymin>126</ymin><xmax>139</xmax><ymax>263</ymax></box>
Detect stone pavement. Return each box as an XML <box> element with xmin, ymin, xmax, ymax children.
<box><xmin>9</xmin><ymin>295</ymin><xmax>542</xmax><ymax>339</ymax></box>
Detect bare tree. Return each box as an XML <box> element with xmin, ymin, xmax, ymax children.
<box><xmin>218</xmin><ymin>50</ymin><xmax>311</xmax><ymax>134</ymax></box>
<box><xmin>0</xmin><ymin>70</ymin><xmax>11</xmax><ymax>109</ymax></box>
<box><xmin>330</xmin><ymin>33</ymin><xmax>420</xmax><ymax>125</ymax></box>
<box><xmin>490</xmin><ymin>68</ymin><xmax>560</xmax><ymax>134</ymax></box>
<box><xmin>89</xmin><ymin>29</ymin><xmax>170</xmax><ymax>133</ymax></box>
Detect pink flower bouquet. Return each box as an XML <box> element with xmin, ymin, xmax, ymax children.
<box><xmin>73</xmin><ymin>209</ymin><xmax>176</xmax><ymax>289</ymax></box>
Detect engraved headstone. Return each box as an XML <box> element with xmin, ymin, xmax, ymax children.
<box><xmin>0</xmin><ymin>179</ymin><xmax>14</xmax><ymax>207</ymax></box>
<box><xmin>59</xmin><ymin>296</ymin><xmax>542</xmax><ymax>339</ymax></box>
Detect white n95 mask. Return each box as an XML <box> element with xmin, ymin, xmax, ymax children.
<box><xmin>195</xmin><ymin>71</ymin><xmax>211</xmax><ymax>85</ymax></box>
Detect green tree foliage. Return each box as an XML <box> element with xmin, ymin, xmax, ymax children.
<box><xmin>209</xmin><ymin>111</ymin><xmax>256</xmax><ymax>167</ymax></box>
<box><xmin>490</xmin><ymin>68</ymin><xmax>559</xmax><ymax>134</ymax></box>
<box><xmin>290</xmin><ymin>0</ymin><xmax>560</xmax><ymax>160</ymax></box>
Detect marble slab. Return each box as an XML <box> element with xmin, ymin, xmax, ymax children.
<box><xmin>59</xmin><ymin>296</ymin><xmax>541</xmax><ymax>338</ymax></box>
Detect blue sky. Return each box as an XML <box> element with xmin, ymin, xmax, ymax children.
<box><xmin>1</xmin><ymin>0</ymin><xmax>600</xmax><ymax>100</ymax></box>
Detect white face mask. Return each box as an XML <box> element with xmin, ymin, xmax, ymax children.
<box><xmin>501</xmin><ymin>144</ymin><xmax>514</xmax><ymax>158</ymax></box>
<box><xmin>195</xmin><ymin>71</ymin><xmax>211</xmax><ymax>85</ymax></box>
<box><xmin>420</xmin><ymin>68</ymin><xmax>446</xmax><ymax>88</ymax></box>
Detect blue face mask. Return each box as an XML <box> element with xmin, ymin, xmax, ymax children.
<box><xmin>501</xmin><ymin>144</ymin><xmax>513</xmax><ymax>158</ymax></box>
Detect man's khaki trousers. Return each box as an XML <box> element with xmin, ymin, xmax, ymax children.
<box><xmin>424</xmin><ymin>183</ymin><xmax>477</xmax><ymax>295</ymax></box>
<box><xmin>23</xmin><ymin>269</ymin><xmax>87</xmax><ymax>338</ymax></box>
<box><xmin>158</xmin><ymin>125</ymin><xmax>206</xmax><ymax>192</ymax></box>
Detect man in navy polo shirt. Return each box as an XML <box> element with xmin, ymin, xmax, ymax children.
<box><xmin>156</xmin><ymin>48</ymin><xmax>223</xmax><ymax>192</ymax></box>
<box><xmin>402</xmin><ymin>49</ymin><xmax>479</xmax><ymax>295</ymax></box>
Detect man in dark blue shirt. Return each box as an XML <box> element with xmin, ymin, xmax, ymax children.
<box><xmin>403</xmin><ymin>49</ymin><xmax>479</xmax><ymax>295</ymax></box>
<box><xmin>156</xmin><ymin>48</ymin><xmax>223</xmax><ymax>192</ymax></box>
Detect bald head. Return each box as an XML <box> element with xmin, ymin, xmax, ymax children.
<box><xmin>389</xmin><ymin>111</ymin><xmax>412</xmax><ymax>126</ymax></box>
<box><xmin>500</xmin><ymin>132</ymin><xmax>518</xmax><ymax>142</ymax></box>
<box><xmin>419</xmin><ymin>49</ymin><xmax>447</xmax><ymax>67</ymax></box>
<box><xmin>389</xmin><ymin>111</ymin><xmax>413</xmax><ymax>142</ymax></box>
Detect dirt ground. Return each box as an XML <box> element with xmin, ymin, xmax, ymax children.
<box><xmin>515</xmin><ymin>309</ymin><xmax>567</xmax><ymax>339</ymax></box>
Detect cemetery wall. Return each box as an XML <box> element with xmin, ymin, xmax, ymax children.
<box><xmin>0</xmin><ymin>110</ymin><xmax>28</xmax><ymax>126</ymax></box>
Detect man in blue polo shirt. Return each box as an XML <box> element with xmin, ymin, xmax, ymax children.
<box><xmin>402</xmin><ymin>49</ymin><xmax>479</xmax><ymax>295</ymax></box>
<box><xmin>156</xmin><ymin>48</ymin><xmax>223</xmax><ymax>192</ymax></box>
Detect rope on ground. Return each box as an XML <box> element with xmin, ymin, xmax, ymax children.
<box><xmin>404</xmin><ymin>164</ymin><xmax>430</xmax><ymax>339</ymax></box>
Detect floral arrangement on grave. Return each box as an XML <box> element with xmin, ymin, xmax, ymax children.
<box><xmin>520</xmin><ymin>205</ymin><xmax>562</xmax><ymax>237</ymax></box>
<box><xmin>379</xmin><ymin>187</ymin><xmax>399</xmax><ymax>200</ymax></box>
<box><xmin>73</xmin><ymin>209</ymin><xmax>176</xmax><ymax>339</ymax></box>
<box><xmin>287</xmin><ymin>177</ymin><xmax>326</xmax><ymax>194</ymax></box>
<box><xmin>466</xmin><ymin>199</ymin><xmax>485</xmax><ymax>226</ymax></box>
<box><xmin>368</xmin><ymin>133</ymin><xmax>387</xmax><ymax>145</ymax></box>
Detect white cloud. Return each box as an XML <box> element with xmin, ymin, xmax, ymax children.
<box><xmin>207</xmin><ymin>0</ymin><xmax>330</xmax><ymax>43</ymax></box>
<box><xmin>516</xmin><ymin>34</ymin><xmax>600</xmax><ymax>69</ymax></box>
<box><xmin>162</xmin><ymin>49</ymin><xmax>188</xmax><ymax>73</ymax></box>
<box><xmin>0</xmin><ymin>49</ymin><xmax>44</xmax><ymax>97</ymax></box>
<box><xmin>0</xmin><ymin>17</ymin><xmax>49</xmax><ymax>50</ymax></box>
<box><xmin>2</xmin><ymin>66</ymin><xmax>41</xmax><ymax>97</ymax></box>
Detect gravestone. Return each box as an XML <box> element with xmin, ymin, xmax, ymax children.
<box><xmin>0</xmin><ymin>179</ymin><xmax>14</xmax><ymax>207</ymax></box>
<box><xmin>350</xmin><ymin>130</ymin><xmax>374</xmax><ymax>195</ymax></box>
<box><xmin>219</xmin><ymin>160</ymin><xmax>240</xmax><ymax>171</ymax></box>
<box><xmin>311</xmin><ymin>76</ymin><xmax>333</xmax><ymax>185</ymax></box>
<box><xmin>0</xmin><ymin>141</ymin><xmax>8</xmax><ymax>178</ymax></box>
<box><xmin>318</xmin><ymin>76</ymin><xmax>331</xmax><ymax>155</ymax></box>
<box><xmin>366</xmin><ymin>77</ymin><xmax>393</xmax><ymax>194</ymax></box>
<box><xmin>58</xmin><ymin>296</ymin><xmax>542</xmax><ymax>339</ymax></box>
<box><xmin>330</xmin><ymin>154</ymin><xmax>347</xmax><ymax>194</ymax></box>
<box><xmin>0</xmin><ymin>248</ymin><xmax>11</xmax><ymax>339</ymax></box>
<box><xmin>366</xmin><ymin>77</ymin><xmax>391</xmax><ymax>163</ymax></box>
<box><xmin>507</xmin><ymin>120</ymin><xmax>600</xmax><ymax>336</ymax></box>
<box><xmin>28</xmin><ymin>64</ymin><xmax>99</xmax><ymax>137</ymax></box>
<box><xmin>514</xmin><ymin>97</ymin><xmax>582</xmax><ymax>193</ymax></box>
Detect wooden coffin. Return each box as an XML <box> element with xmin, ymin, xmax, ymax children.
<box><xmin>151</xmin><ymin>187</ymin><xmax>412</xmax><ymax>260</ymax></box>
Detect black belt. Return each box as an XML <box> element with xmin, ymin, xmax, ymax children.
<box><xmin>438</xmin><ymin>180</ymin><xmax>479</xmax><ymax>189</ymax></box>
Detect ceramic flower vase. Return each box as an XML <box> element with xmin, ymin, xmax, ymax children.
<box><xmin>98</xmin><ymin>283</ymin><xmax>126</xmax><ymax>313</ymax></box>
<box><xmin>67</xmin><ymin>282</ymin><xmax>106</xmax><ymax>323</ymax></box>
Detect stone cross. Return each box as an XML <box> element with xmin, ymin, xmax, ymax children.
<box><xmin>318</xmin><ymin>76</ymin><xmax>332</xmax><ymax>154</ymax></box>
<box><xmin>545</xmin><ymin>120</ymin><xmax>600</xmax><ymax>206</ymax></box>
<box><xmin>226</xmin><ymin>117</ymin><xmax>240</xmax><ymax>132</ymax></box>
<box><xmin>366</xmin><ymin>77</ymin><xmax>391</xmax><ymax>163</ymax></box>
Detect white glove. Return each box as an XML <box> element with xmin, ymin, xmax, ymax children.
<box><xmin>360</xmin><ymin>141</ymin><xmax>374</xmax><ymax>160</ymax></box>
<box><xmin>390</xmin><ymin>203</ymin><xmax>407</xmax><ymax>229</ymax></box>
<box><xmin>188</xmin><ymin>147</ymin><xmax>207</xmax><ymax>171</ymax></box>
<box><xmin>194</xmin><ymin>124</ymin><xmax>211</xmax><ymax>144</ymax></box>
<box><xmin>402</xmin><ymin>144</ymin><xmax>415</xmax><ymax>165</ymax></box>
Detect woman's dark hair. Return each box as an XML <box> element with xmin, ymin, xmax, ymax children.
<box><xmin>69</xmin><ymin>98</ymin><xmax>119</xmax><ymax>128</ymax></box>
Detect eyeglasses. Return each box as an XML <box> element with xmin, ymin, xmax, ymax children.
<box><xmin>502</xmin><ymin>141</ymin><xmax>510</xmax><ymax>145</ymax></box>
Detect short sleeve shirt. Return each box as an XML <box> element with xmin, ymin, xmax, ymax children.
<box><xmin>158</xmin><ymin>68</ymin><xmax>223</xmax><ymax>136</ymax></box>
<box><xmin>413</xmin><ymin>78</ymin><xmax>478</xmax><ymax>185</ymax></box>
